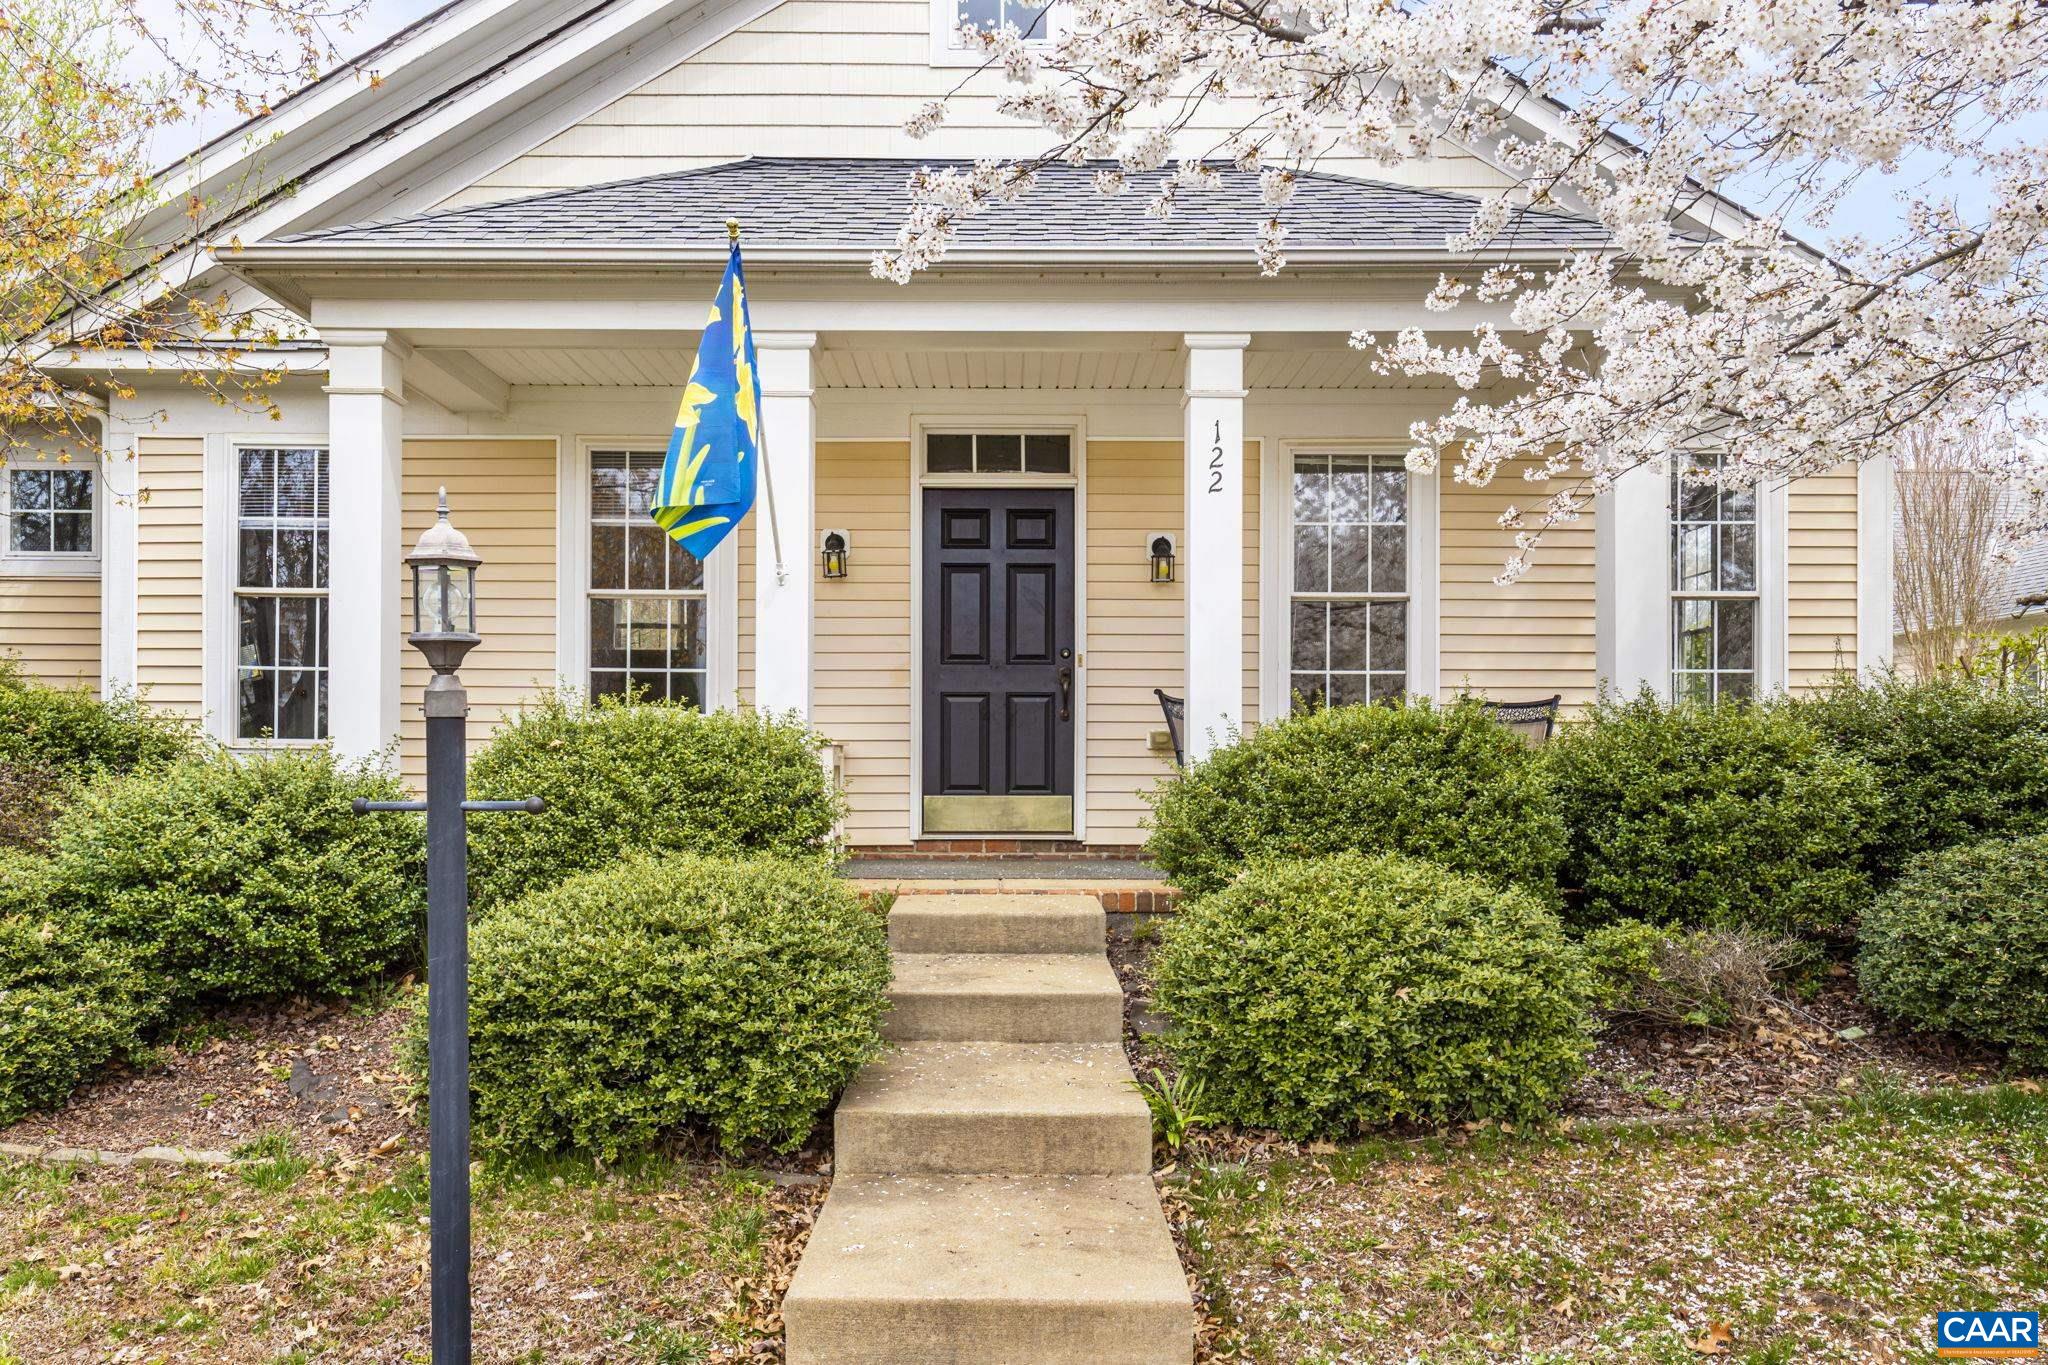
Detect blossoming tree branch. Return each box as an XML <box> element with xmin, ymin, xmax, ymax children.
<box><xmin>878</xmin><ymin>0</ymin><xmax>2048</xmax><ymax>579</ymax></box>
<box><xmin>2</xmin><ymin>0</ymin><xmax>365</xmax><ymax>471</ymax></box>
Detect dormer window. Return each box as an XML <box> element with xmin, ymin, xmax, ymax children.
<box><xmin>932</xmin><ymin>0</ymin><xmax>1057</xmax><ymax>63</ymax></box>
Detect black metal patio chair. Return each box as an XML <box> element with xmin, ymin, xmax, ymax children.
<box><xmin>1479</xmin><ymin>693</ymin><xmax>1563</xmax><ymax>744</ymax></box>
<box><xmin>1153</xmin><ymin>688</ymin><xmax>1186</xmax><ymax>767</ymax></box>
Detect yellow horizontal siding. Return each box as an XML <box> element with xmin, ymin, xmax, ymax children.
<box><xmin>812</xmin><ymin>441</ymin><xmax>911</xmax><ymax>844</ymax></box>
<box><xmin>1787</xmin><ymin>465</ymin><xmax>1859</xmax><ymax>691</ymax></box>
<box><xmin>134</xmin><ymin>436</ymin><xmax>206</xmax><ymax>716</ymax></box>
<box><xmin>0</xmin><ymin>576</ymin><xmax>100</xmax><ymax>692</ymax></box>
<box><xmin>397</xmin><ymin>440</ymin><xmax>558</xmax><ymax>784</ymax></box>
<box><xmin>1086</xmin><ymin>441</ymin><xmax>1183</xmax><ymax>846</ymax></box>
<box><xmin>1439</xmin><ymin>463</ymin><xmax>1597</xmax><ymax>707</ymax></box>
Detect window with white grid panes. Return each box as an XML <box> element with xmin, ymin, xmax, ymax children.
<box><xmin>1290</xmin><ymin>451</ymin><xmax>1409</xmax><ymax>708</ymax></box>
<box><xmin>1671</xmin><ymin>453</ymin><xmax>1759</xmax><ymax>703</ymax></box>
<box><xmin>235</xmin><ymin>447</ymin><xmax>328</xmax><ymax>739</ymax></box>
<box><xmin>588</xmin><ymin>449</ymin><xmax>709</xmax><ymax>707</ymax></box>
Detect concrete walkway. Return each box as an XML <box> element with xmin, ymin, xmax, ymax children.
<box><xmin>784</xmin><ymin>894</ymin><xmax>1194</xmax><ymax>1364</ymax></box>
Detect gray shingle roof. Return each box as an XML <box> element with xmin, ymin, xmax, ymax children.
<box><xmin>273</xmin><ymin>156</ymin><xmax>1611</xmax><ymax>255</ymax></box>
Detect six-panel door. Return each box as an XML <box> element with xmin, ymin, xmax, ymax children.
<box><xmin>921</xmin><ymin>487</ymin><xmax>1076</xmax><ymax>826</ymax></box>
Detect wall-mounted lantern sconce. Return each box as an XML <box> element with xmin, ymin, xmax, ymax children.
<box><xmin>1148</xmin><ymin>533</ymin><xmax>1177</xmax><ymax>584</ymax></box>
<box><xmin>821</xmin><ymin>529</ymin><xmax>850</xmax><ymax>579</ymax></box>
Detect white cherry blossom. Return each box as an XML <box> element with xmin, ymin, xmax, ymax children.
<box><xmin>877</xmin><ymin>0</ymin><xmax>2048</xmax><ymax>576</ymax></box>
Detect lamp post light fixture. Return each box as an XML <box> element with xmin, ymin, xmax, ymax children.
<box><xmin>354</xmin><ymin>489</ymin><xmax>539</xmax><ymax>1365</ymax></box>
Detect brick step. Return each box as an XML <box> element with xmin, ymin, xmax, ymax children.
<box><xmin>782</xmin><ymin>1173</ymin><xmax>1193</xmax><ymax>1365</ymax></box>
<box><xmin>884</xmin><ymin>952</ymin><xmax>1123</xmax><ymax>1044</ymax></box>
<box><xmin>887</xmin><ymin>893</ymin><xmax>1105</xmax><ymax>955</ymax></box>
<box><xmin>836</xmin><ymin>1041</ymin><xmax>1150</xmax><ymax>1176</ymax></box>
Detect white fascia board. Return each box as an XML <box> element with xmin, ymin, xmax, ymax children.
<box><xmin>319</xmin><ymin>0</ymin><xmax>786</xmax><ymax>225</ymax></box>
<box><xmin>50</xmin><ymin>0</ymin><xmax>766</xmax><ymax>346</ymax></box>
<box><xmin>300</xmin><ymin>288</ymin><xmax>1517</xmax><ymax>336</ymax></box>
<box><xmin>222</xmin><ymin>0</ymin><xmax>768</xmax><ymax>245</ymax></box>
<box><xmin>135</xmin><ymin>0</ymin><xmax>557</xmax><ymax>249</ymax></box>
<box><xmin>36</xmin><ymin>347</ymin><xmax>329</xmax><ymax>375</ymax></box>
<box><xmin>228</xmin><ymin>243</ymin><xmax>1612</xmax><ymax>271</ymax></box>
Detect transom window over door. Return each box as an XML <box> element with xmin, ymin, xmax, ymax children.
<box><xmin>1291</xmin><ymin>451</ymin><xmax>1408</xmax><ymax>707</ymax></box>
<box><xmin>588</xmin><ymin>449</ymin><xmax>708</xmax><ymax>707</ymax></box>
<box><xmin>235</xmin><ymin>446</ymin><xmax>328</xmax><ymax>740</ymax></box>
<box><xmin>1672</xmin><ymin>453</ymin><xmax>1758</xmax><ymax>703</ymax></box>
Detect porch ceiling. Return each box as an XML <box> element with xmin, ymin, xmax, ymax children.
<box><xmin>450</xmin><ymin>345</ymin><xmax>1461</xmax><ymax>391</ymax></box>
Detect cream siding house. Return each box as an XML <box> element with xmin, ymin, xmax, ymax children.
<box><xmin>3</xmin><ymin>0</ymin><xmax>1893</xmax><ymax>851</ymax></box>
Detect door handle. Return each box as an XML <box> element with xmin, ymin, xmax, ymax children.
<box><xmin>1057</xmin><ymin>666</ymin><xmax>1072</xmax><ymax>721</ymax></box>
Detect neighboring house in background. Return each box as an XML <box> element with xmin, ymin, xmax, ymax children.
<box><xmin>0</xmin><ymin>0</ymin><xmax>1893</xmax><ymax>853</ymax></box>
<box><xmin>1892</xmin><ymin>479</ymin><xmax>2048</xmax><ymax>677</ymax></box>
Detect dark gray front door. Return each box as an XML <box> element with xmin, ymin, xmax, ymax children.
<box><xmin>921</xmin><ymin>487</ymin><xmax>1076</xmax><ymax>833</ymax></box>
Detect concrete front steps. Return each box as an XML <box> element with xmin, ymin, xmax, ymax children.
<box><xmin>784</xmin><ymin>893</ymin><xmax>1194</xmax><ymax>1365</ymax></box>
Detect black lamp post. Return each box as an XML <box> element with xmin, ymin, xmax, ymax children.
<box><xmin>355</xmin><ymin>489</ymin><xmax>538</xmax><ymax>1365</ymax></box>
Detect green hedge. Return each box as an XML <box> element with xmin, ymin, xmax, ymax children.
<box><xmin>50</xmin><ymin>749</ymin><xmax>425</xmax><ymax>1006</ymax></box>
<box><xmin>1144</xmin><ymin>700</ymin><xmax>1566</xmax><ymax>897</ymax></box>
<box><xmin>1859</xmin><ymin>832</ymin><xmax>2048</xmax><ymax>1066</ymax></box>
<box><xmin>1152</xmin><ymin>853</ymin><xmax>1596</xmax><ymax>1137</ymax></box>
<box><xmin>1539</xmin><ymin>691</ymin><xmax>1878</xmax><ymax>936</ymax></box>
<box><xmin>0</xmin><ymin>852</ymin><xmax>164</xmax><ymax>1124</ymax></box>
<box><xmin>465</xmin><ymin>694</ymin><xmax>842</xmax><ymax>911</ymax></box>
<box><xmin>1788</xmin><ymin>674</ymin><xmax>2048</xmax><ymax>884</ymax></box>
<box><xmin>440</xmin><ymin>854</ymin><xmax>889</xmax><ymax>1159</ymax></box>
<box><xmin>0</xmin><ymin>658</ymin><xmax>195</xmax><ymax>774</ymax></box>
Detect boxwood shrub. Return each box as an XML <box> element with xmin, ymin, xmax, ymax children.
<box><xmin>1152</xmin><ymin>853</ymin><xmax>1597</xmax><ymax>1137</ymax></box>
<box><xmin>1144</xmin><ymin>700</ymin><xmax>1566</xmax><ymax>897</ymax></box>
<box><xmin>465</xmin><ymin>694</ymin><xmax>841</xmax><ymax>911</ymax></box>
<box><xmin>0</xmin><ymin>658</ymin><xmax>195</xmax><ymax>774</ymax></box>
<box><xmin>1788</xmin><ymin>673</ymin><xmax>2048</xmax><ymax>884</ymax></box>
<box><xmin>1539</xmin><ymin>690</ymin><xmax>1879</xmax><ymax>936</ymax></box>
<box><xmin>50</xmin><ymin>749</ymin><xmax>424</xmax><ymax>1006</ymax></box>
<box><xmin>439</xmin><ymin>854</ymin><xmax>889</xmax><ymax>1159</ymax></box>
<box><xmin>0</xmin><ymin>852</ymin><xmax>164</xmax><ymax>1123</ymax></box>
<box><xmin>1858</xmin><ymin>832</ymin><xmax>2048</xmax><ymax>1065</ymax></box>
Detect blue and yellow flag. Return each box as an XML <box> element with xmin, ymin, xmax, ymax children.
<box><xmin>652</xmin><ymin>238</ymin><xmax>760</xmax><ymax>559</ymax></box>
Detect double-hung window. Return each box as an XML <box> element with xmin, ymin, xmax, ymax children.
<box><xmin>235</xmin><ymin>446</ymin><xmax>329</xmax><ymax>740</ymax></box>
<box><xmin>1290</xmin><ymin>451</ymin><xmax>1409</xmax><ymax>707</ymax></box>
<box><xmin>6</xmin><ymin>462</ymin><xmax>96</xmax><ymax>560</ymax></box>
<box><xmin>587</xmin><ymin>448</ymin><xmax>708</xmax><ymax>707</ymax></box>
<box><xmin>1671</xmin><ymin>453</ymin><xmax>1758</xmax><ymax>703</ymax></box>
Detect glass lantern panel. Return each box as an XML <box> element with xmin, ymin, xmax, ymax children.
<box><xmin>449</xmin><ymin>566</ymin><xmax>474</xmax><ymax>634</ymax></box>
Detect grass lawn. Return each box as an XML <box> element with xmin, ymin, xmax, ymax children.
<box><xmin>1180</xmin><ymin>1080</ymin><xmax>2048</xmax><ymax>1364</ymax></box>
<box><xmin>0</xmin><ymin>1144</ymin><xmax>818</xmax><ymax>1363</ymax></box>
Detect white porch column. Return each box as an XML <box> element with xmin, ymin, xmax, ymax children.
<box><xmin>1595</xmin><ymin>460</ymin><xmax>1670</xmax><ymax>697</ymax></box>
<box><xmin>1183</xmin><ymin>333</ymin><xmax>1249</xmax><ymax>759</ymax></box>
<box><xmin>754</xmin><ymin>332</ymin><xmax>816</xmax><ymax>719</ymax></box>
<box><xmin>324</xmin><ymin>330</ymin><xmax>408</xmax><ymax>764</ymax></box>
<box><xmin>1856</xmin><ymin>453</ymin><xmax>1895</xmax><ymax>673</ymax></box>
<box><xmin>100</xmin><ymin>425</ymin><xmax>138</xmax><ymax>696</ymax></box>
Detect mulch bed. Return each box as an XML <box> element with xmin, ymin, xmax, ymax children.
<box><xmin>1108</xmin><ymin>922</ymin><xmax>2014</xmax><ymax>1144</ymax></box>
<box><xmin>0</xmin><ymin>983</ymin><xmax>837</xmax><ymax>1182</ymax></box>
<box><xmin>1</xmin><ymin>993</ymin><xmax>418</xmax><ymax>1164</ymax></box>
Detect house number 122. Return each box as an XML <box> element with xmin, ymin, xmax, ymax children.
<box><xmin>1208</xmin><ymin>419</ymin><xmax>1225</xmax><ymax>493</ymax></box>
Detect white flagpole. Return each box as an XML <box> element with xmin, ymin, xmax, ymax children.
<box><xmin>730</xmin><ymin>218</ymin><xmax>787</xmax><ymax>587</ymax></box>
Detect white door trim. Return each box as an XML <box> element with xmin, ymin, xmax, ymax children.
<box><xmin>907</xmin><ymin>416</ymin><xmax>1089</xmax><ymax>841</ymax></box>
